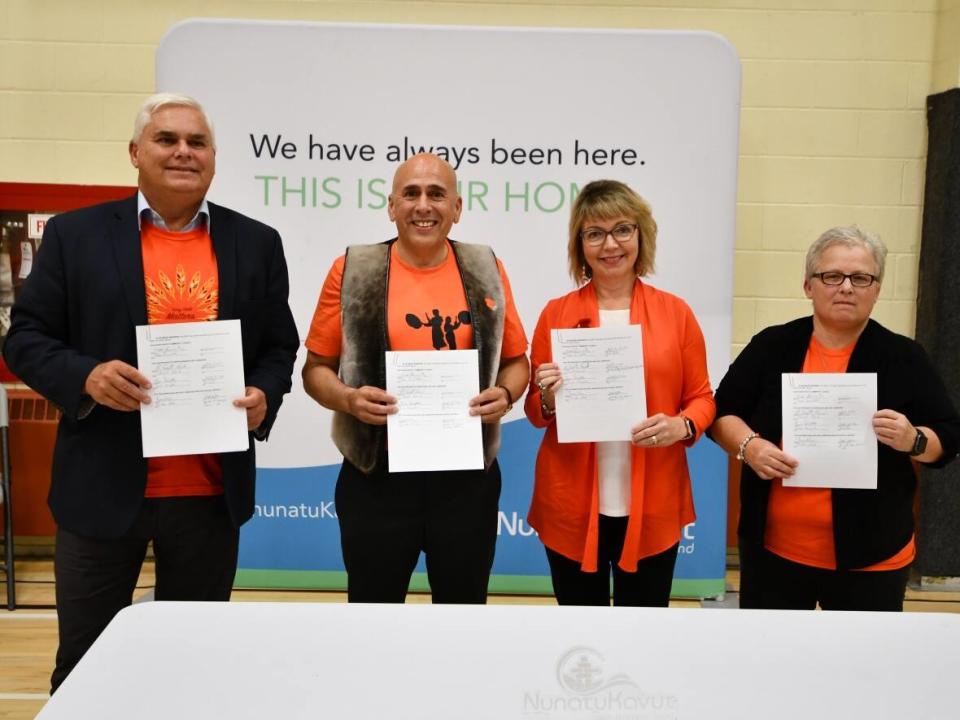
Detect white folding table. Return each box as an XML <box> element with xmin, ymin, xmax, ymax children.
<box><xmin>37</xmin><ymin>601</ymin><xmax>960</xmax><ymax>719</ymax></box>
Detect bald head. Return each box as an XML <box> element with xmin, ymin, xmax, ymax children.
<box><xmin>388</xmin><ymin>153</ymin><xmax>463</xmax><ymax>260</ymax></box>
<box><xmin>391</xmin><ymin>153</ymin><xmax>458</xmax><ymax>194</ymax></box>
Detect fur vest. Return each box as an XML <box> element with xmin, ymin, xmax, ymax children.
<box><xmin>332</xmin><ymin>239</ymin><xmax>505</xmax><ymax>473</ymax></box>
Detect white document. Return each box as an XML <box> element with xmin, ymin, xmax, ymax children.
<box><xmin>18</xmin><ymin>241</ymin><xmax>33</xmax><ymax>278</ymax></box>
<box><xmin>136</xmin><ymin>319</ymin><xmax>249</xmax><ymax>457</ymax></box>
<box><xmin>782</xmin><ymin>373</ymin><xmax>878</xmax><ymax>489</ymax></box>
<box><xmin>385</xmin><ymin>350</ymin><xmax>483</xmax><ymax>473</ymax></box>
<box><xmin>552</xmin><ymin>325</ymin><xmax>646</xmax><ymax>443</ymax></box>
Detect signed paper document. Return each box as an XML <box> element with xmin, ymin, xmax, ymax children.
<box><xmin>551</xmin><ymin>325</ymin><xmax>646</xmax><ymax>443</ymax></box>
<box><xmin>136</xmin><ymin>320</ymin><xmax>249</xmax><ymax>458</ymax></box>
<box><xmin>782</xmin><ymin>373</ymin><xmax>878</xmax><ymax>489</ymax></box>
<box><xmin>385</xmin><ymin>350</ymin><xmax>483</xmax><ymax>473</ymax></box>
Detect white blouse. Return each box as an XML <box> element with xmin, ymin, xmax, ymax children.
<box><xmin>596</xmin><ymin>308</ymin><xmax>632</xmax><ymax>517</ymax></box>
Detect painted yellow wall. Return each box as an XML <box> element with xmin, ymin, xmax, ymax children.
<box><xmin>1</xmin><ymin>0</ymin><xmax>954</xmax><ymax>354</ymax></box>
<box><xmin>934</xmin><ymin>0</ymin><xmax>960</xmax><ymax>92</ymax></box>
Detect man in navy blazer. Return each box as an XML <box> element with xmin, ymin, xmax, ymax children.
<box><xmin>4</xmin><ymin>93</ymin><xmax>299</xmax><ymax>692</ymax></box>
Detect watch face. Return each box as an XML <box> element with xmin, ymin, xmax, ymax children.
<box><xmin>911</xmin><ymin>430</ymin><xmax>928</xmax><ymax>456</ymax></box>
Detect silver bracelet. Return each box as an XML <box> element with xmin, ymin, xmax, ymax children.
<box><xmin>737</xmin><ymin>432</ymin><xmax>760</xmax><ymax>465</ymax></box>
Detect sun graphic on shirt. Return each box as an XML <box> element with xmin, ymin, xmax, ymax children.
<box><xmin>145</xmin><ymin>264</ymin><xmax>218</xmax><ymax>323</ymax></box>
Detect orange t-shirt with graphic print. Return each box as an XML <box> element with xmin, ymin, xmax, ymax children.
<box><xmin>765</xmin><ymin>334</ymin><xmax>914</xmax><ymax>571</ymax></box>
<box><xmin>306</xmin><ymin>241</ymin><xmax>527</xmax><ymax>358</ymax></box>
<box><xmin>141</xmin><ymin>222</ymin><xmax>223</xmax><ymax>498</ymax></box>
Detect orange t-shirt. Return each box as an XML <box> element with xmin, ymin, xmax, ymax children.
<box><xmin>306</xmin><ymin>241</ymin><xmax>527</xmax><ymax>358</ymax></box>
<box><xmin>141</xmin><ymin>222</ymin><xmax>224</xmax><ymax>498</ymax></box>
<box><xmin>765</xmin><ymin>335</ymin><xmax>914</xmax><ymax>571</ymax></box>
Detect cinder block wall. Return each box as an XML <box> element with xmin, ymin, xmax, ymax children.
<box><xmin>934</xmin><ymin>0</ymin><xmax>960</xmax><ymax>91</ymax></box>
<box><xmin>1</xmin><ymin>0</ymin><xmax>956</xmax><ymax>355</ymax></box>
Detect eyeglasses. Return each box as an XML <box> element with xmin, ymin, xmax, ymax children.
<box><xmin>812</xmin><ymin>271</ymin><xmax>878</xmax><ymax>288</ymax></box>
<box><xmin>580</xmin><ymin>223</ymin><xmax>638</xmax><ymax>246</ymax></box>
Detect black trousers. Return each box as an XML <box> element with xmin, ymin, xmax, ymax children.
<box><xmin>738</xmin><ymin>543</ymin><xmax>910</xmax><ymax>611</ymax></box>
<box><xmin>52</xmin><ymin>496</ymin><xmax>239</xmax><ymax>693</ymax></box>
<box><xmin>335</xmin><ymin>458</ymin><xmax>501</xmax><ymax>603</ymax></box>
<box><xmin>545</xmin><ymin>515</ymin><xmax>680</xmax><ymax>607</ymax></box>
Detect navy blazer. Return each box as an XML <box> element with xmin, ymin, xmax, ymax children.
<box><xmin>712</xmin><ymin>316</ymin><xmax>960</xmax><ymax>570</ymax></box>
<box><xmin>4</xmin><ymin>195</ymin><xmax>300</xmax><ymax>538</ymax></box>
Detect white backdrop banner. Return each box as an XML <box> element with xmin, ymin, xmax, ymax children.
<box><xmin>158</xmin><ymin>20</ymin><xmax>739</xmax><ymax>596</ymax></box>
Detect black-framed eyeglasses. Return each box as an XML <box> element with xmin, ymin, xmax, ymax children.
<box><xmin>580</xmin><ymin>223</ymin><xmax>638</xmax><ymax>246</ymax></box>
<box><xmin>812</xmin><ymin>271</ymin><xmax>878</xmax><ymax>288</ymax></box>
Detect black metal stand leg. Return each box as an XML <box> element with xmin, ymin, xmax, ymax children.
<box><xmin>1</xmin><ymin>403</ymin><xmax>14</xmax><ymax>610</ymax></box>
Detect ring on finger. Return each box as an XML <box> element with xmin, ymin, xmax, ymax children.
<box><xmin>651</xmin><ymin>434</ymin><xmax>658</xmax><ymax>445</ymax></box>
<box><xmin>537</xmin><ymin>381</ymin><xmax>545</xmax><ymax>392</ymax></box>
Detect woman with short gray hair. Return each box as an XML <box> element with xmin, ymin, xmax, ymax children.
<box><xmin>710</xmin><ymin>226</ymin><xmax>960</xmax><ymax>611</ymax></box>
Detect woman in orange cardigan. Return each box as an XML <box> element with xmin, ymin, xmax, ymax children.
<box><xmin>525</xmin><ymin>180</ymin><xmax>715</xmax><ymax>606</ymax></box>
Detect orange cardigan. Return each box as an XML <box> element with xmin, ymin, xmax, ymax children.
<box><xmin>524</xmin><ymin>280</ymin><xmax>716</xmax><ymax>572</ymax></box>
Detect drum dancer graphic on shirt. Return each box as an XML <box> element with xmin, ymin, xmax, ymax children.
<box><xmin>405</xmin><ymin>308</ymin><xmax>471</xmax><ymax>350</ymax></box>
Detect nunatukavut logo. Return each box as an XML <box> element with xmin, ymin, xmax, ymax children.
<box><xmin>522</xmin><ymin>646</ymin><xmax>679</xmax><ymax>719</ymax></box>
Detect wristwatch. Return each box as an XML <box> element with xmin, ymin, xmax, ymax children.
<box><xmin>908</xmin><ymin>428</ymin><xmax>928</xmax><ymax>456</ymax></box>
<box><xmin>680</xmin><ymin>415</ymin><xmax>695</xmax><ymax>441</ymax></box>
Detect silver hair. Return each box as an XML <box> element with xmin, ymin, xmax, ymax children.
<box><xmin>131</xmin><ymin>93</ymin><xmax>216</xmax><ymax>147</ymax></box>
<box><xmin>805</xmin><ymin>225</ymin><xmax>887</xmax><ymax>283</ymax></box>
